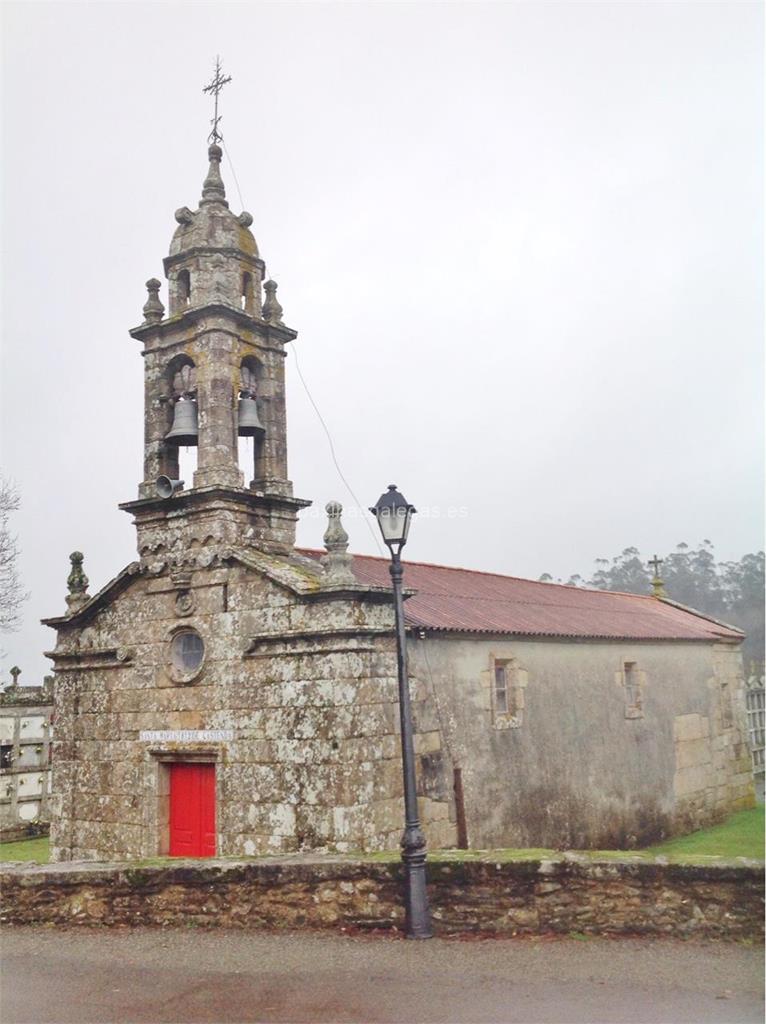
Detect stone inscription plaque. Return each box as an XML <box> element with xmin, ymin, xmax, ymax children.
<box><xmin>139</xmin><ymin>729</ymin><xmax>234</xmax><ymax>743</ymax></box>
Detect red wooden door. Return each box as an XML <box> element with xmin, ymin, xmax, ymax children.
<box><xmin>169</xmin><ymin>763</ymin><xmax>216</xmax><ymax>857</ymax></box>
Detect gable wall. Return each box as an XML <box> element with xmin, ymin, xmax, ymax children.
<box><xmin>47</xmin><ymin>565</ymin><xmax>455</xmax><ymax>862</ymax></box>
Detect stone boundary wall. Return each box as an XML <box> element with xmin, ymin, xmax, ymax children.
<box><xmin>0</xmin><ymin>822</ymin><xmax>50</xmax><ymax>843</ymax></box>
<box><xmin>1</xmin><ymin>856</ymin><xmax>762</xmax><ymax>941</ymax></box>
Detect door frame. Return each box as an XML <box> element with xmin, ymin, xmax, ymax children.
<box><xmin>148</xmin><ymin>749</ymin><xmax>220</xmax><ymax>856</ymax></box>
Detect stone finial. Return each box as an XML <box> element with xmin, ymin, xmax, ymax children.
<box><xmin>8</xmin><ymin>666</ymin><xmax>21</xmax><ymax>690</ymax></box>
<box><xmin>648</xmin><ymin>554</ymin><xmax>666</xmax><ymax>599</ymax></box>
<box><xmin>321</xmin><ymin>501</ymin><xmax>356</xmax><ymax>584</ymax></box>
<box><xmin>175</xmin><ymin>206</ymin><xmax>194</xmax><ymax>225</ymax></box>
<box><xmin>238</xmin><ymin>211</ymin><xmax>253</xmax><ymax>228</ymax></box>
<box><xmin>66</xmin><ymin>551</ymin><xmax>90</xmax><ymax>611</ymax></box>
<box><xmin>142</xmin><ymin>278</ymin><xmax>165</xmax><ymax>324</ymax></box>
<box><xmin>263</xmin><ymin>279</ymin><xmax>284</xmax><ymax>326</ymax></box>
<box><xmin>201</xmin><ymin>143</ymin><xmax>228</xmax><ymax>206</ymax></box>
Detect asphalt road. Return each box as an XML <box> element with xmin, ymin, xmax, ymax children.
<box><xmin>1</xmin><ymin>927</ymin><xmax>763</xmax><ymax>1024</ymax></box>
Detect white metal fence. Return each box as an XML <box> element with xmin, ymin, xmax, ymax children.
<box><xmin>745</xmin><ymin>676</ymin><xmax>765</xmax><ymax>778</ymax></box>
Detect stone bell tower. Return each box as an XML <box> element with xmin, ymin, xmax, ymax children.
<box><xmin>120</xmin><ymin>143</ymin><xmax>310</xmax><ymax>565</ymax></box>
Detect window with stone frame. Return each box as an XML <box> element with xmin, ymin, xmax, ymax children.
<box><xmin>623</xmin><ymin>661</ymin><xmax>643</xmax><ymax>719</ymax></box>
<box><xmin>719</xmin><ymin>681</ymin><xmax>734</xmax><ymax>730</ymax></box>
<box><xmin>491</xmin><ymin>657</ymin><xmax>526</xmax><ymax>728</ymax></box>
<box><xmin>494</xmin><ymin>663</ymin><xmax>509</xmax><ymax>714</ymax></box>
<box><xmin>0</xmin><ymin>744</ymin><xmax>12</xmax><ymax>770</ymax></box>
<box><xmin>171</xmin><ymin>631</ymin><xmax>205</xmax><ymax>674</ymax></box>
<box><xmin>167</xmin><ymin>627</ymin><xmax>206</xmax><ymax>684</ymax></box>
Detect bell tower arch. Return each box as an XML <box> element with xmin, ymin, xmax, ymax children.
<box><xmin>120</xmin><ymin>143</ymin><xmax>310</xmax><ymax>559</ymax></box>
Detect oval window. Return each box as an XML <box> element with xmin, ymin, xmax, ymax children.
<box><xmin>171</xmin><ymin>631</ymin><xmax>205</xmax><ymax>674</ymax></box>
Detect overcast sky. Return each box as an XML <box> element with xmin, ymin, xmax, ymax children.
<box><xmin>1</xmin><ymin>1</ymin><xmax>763</xmax><ymax>684</ymax></box>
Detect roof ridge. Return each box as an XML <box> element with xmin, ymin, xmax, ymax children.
<box><xmin>297</xmin><ymin>547</ymin><xmax>656</xmax><ymax>601</ymax></box>
<box><xmin>406</xmin><ymin>590</ymin><xmax>668</xmax><ymax>612</ymax></box>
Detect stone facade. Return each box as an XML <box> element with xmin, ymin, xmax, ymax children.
<box><xmin>0</xmin><ymin>674</ymin><xmax>53</xmax><ymax>839</ymax></box>
<box><xmin>2</xmin><ymin>856</ymin><xmax>762</xmax><ymax>941</ymax></box>
<box><xmin>45</xmin><ymin>554</ymin><xmax>457</xmax><ymax>860</ymax></box>
<box><xmin>42</xmin><ymin>137</ymin><xmax>754</xmax><ymax>864</ymax></box>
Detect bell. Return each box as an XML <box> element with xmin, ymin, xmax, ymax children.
<box><xmin>165</xmin><ymin>399</ymin><xmax>198</xmax><ymax>446</ymax></box>
<box><xmin>238</xmin><ymin>396</ymin><xmax>265</xmax><ymax>437</ymax></box>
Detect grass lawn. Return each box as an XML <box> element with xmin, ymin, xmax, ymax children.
<box><xmin>370</xmin><ymin>808</ymin><xmax>765</xmax><ymax>865</ymax></box>
<box><xmin>0</xmin><ymin>836</ymin><xmax>50</xmax><ymax>863</ymax></box>
<box><xmin>642</xmin><ymin>806</ymin><xmax>764</xmax><ymax>861</ymax></box>
<box><xmin>0</xmin><ymin>808</ymin><xmax>762</xmax><ymax>865</ymax></box>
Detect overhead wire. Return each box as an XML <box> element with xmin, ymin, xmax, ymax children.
<box><xmin>289</xmin><ymin>344</ymin><xmax>384</xmax><ymax>556</ymax></box>
<box><xmin>221</xmin><ymin>137</ymin><xmax>246</xmax><ymax>212</ymax></box>
<box><xmin>221</xmin><ymin>137</ymin><xmax>384</xmax><ymax>556</ymax></box>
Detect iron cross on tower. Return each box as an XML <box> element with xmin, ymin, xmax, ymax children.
<box><xmin>203</xmin><ymin>56</ymin><xmax>232</xmax><ymax>144</ymax></box>
<box><xmin>648</xmin><ymin>554</ymin><xmax>663</xmax><ymax>577</ymax></box>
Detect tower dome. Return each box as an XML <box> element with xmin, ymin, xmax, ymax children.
<box><xmin>165</xmin><ymin>144</ymin><xmax>264</xmax><ymax>316</ymax></box>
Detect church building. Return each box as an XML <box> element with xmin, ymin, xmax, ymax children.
<box><xmin>43</xmin><ymin>138</ymin><xmax>754</xmax><ymax>862</ymax></box>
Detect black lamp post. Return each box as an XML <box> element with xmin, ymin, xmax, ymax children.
<box><xmin>369</xmin><ymin>484</ymin><xmax>432</xmax><ymax>940</ymax></box>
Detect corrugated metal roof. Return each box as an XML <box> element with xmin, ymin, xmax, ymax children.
<box><xmin>298</xmin><ymin>550</ymin><xmax>743</xmax><ymax>642</ymax></box>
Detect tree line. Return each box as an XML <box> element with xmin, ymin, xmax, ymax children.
<box><xmin>540</xmin><ymin>541</ymin><xmax>765</xmax><ymax>672</ymax></box>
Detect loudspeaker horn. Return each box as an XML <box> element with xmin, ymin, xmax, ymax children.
<box><xmin>155</xmin><ymin>476</ymin><xmax>184</xmax><ymax>499</ymax></box>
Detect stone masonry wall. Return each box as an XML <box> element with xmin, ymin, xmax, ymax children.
<box><xmin>409</xmin><ymin>637</ymin><xmax>755</xmax><ymax>850</ymax></box>
<box><xmin>672</xmin><ymin>643</ymin><xmax>754</xmax><ymax>831</ymax></box>
<box><xmin>1</xmin><ymin>856</ymin><xmax>762</xmax><ymax>941</ymax></box>
<box><xmin>48</xmin><ymin>562</ymin><xmax>455</xmax><ymax>862</ymax></box>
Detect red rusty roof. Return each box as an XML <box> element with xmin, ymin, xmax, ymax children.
<box><xmin>298</xmin><ymin>550</ymin><xmax>743</xmax><ymax>642</ymax></box>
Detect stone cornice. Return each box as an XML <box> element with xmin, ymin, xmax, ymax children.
<box><xmin>119</xmin><ymin>486</ymin><xmax>311</xmax><ymax>521</ymax></box>
<box><xmin>43</xmin><ymin>648</ymin><xmax>135</xmax><ymax>672</ymax></box>
<box><xmin>245</xmin><ymin>626</ymin><xmax>390</xmax><ymax>654</ymax></box>
<box><xmin>411</xmin><ymin>628</ymin><xmax>737</xmax><ymax>645</ymax></box>
<box><xmin>0</xmin><ymin>691</ymin><xmax>52</xmax><ymax>709</ymax></box>
<box><xmin>163</xmin><ymin>247</ymin><xmax>265</xmax><ymax>274</ymax></box>
<box><xmin>129</xmin><ymin>305</ymin><xmax>297</xmax><ymax>347</ymax></box>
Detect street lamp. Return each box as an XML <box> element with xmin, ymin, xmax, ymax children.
<box><xmin>370</xmin><ymin>484</ymin><xmax>432</xmax><ymax>940</ymax></box>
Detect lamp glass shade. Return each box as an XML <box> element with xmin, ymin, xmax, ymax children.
<box><xmin>370</xmin><ymin>485</ymin><xmax>416</xmax><ymax>549</ymax></box>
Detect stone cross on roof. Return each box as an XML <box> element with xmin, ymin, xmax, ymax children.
<box><xmin>648</xmin><ymin>554</ymin><xmax>666</xmax><ymax>599</ymax></box>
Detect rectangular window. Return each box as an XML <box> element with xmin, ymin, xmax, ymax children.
<box><xmin>494</xmin><ymin>664</ymin><xmax>509</xmax><ymax>714</ymax></box>
<box><xmin>624</xmin><ymin>662</ymin><xmax>642</xmax><ymax>718</ymax></box>
<box><xmin>0</xmin><ymin>744</ymin><xmax>13</xmax><ymax>769</ymax></box>
<box><xmin>720</xmin><ymin>683</ymin><xmax>734</xmax><ymax>730</ymax></box>
<box><xmin>624</xmin><ymin>662</ymin><xmax>638</xmax><ymax>704</ymax></box>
